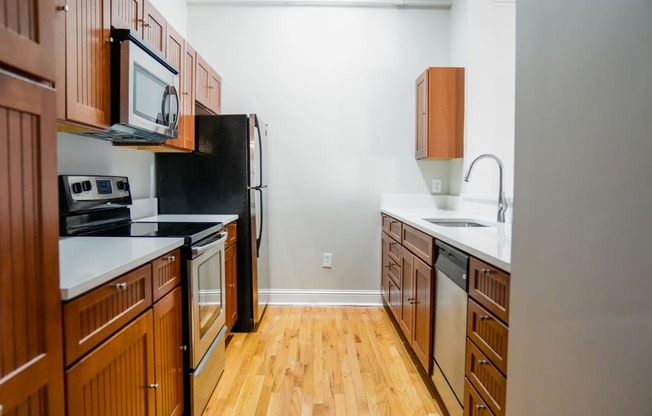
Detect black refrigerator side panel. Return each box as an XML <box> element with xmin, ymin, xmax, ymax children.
<box><xmin>156</xmin><ymin>114</ymin><xmax>257</xmax><ymax>331</ymax></box>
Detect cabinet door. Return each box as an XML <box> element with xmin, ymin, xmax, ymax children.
<box><xmin>381</xmin><ymin>232</ymin><xmax>389</xmax><ymax>302</ymax></box>
<box><xmin>225</xmin><ymin>243</ymin><xmax>238</xmax><ymax>333</ymax></box>
<box><xmin>399</xmin><ymin>250</ymin><xmax>415</xmax><ymax>340</ymax></box>
<box><xmin>179</xmin><ymin>42</ymin><xmax>196</xmax><ymax>150</ymax></box>
<box><xmin>415</xmin><ymin>70</ymin><xmax>428</xmax><ymax>159</ymax></box>
<box><xmin>0</xmin><ymin>0</ymin><xmax>56</xmax><ymax>82</ymax></box>
<box><xmin>64</xmin><ymin>0</ymin><xmax>111</xmax><ymax>128</ymax></box>
<box><xmin>163</xmin><ymin>28</ymin><xmax>194</xmax><ymax>151</ymax></box>
<box><xmin>0</xmin><ymin>71</ymin><xmax>64</xmax><ymax>416</ymax></box>
<box><xmin>142</xmin><ymin>0</ymin><xmax>166</xmax><ymax>56</ymax></box>
<box><xmin>412</xmin><ymin>256</ymin><xmax>434</xmax><ymax>372</ymax></box>
<box><xmin>387</xmin><ymin>278</ymin><xmax>402</xmax><ymax>322</ymax></box>
<box><xmin>152</xmin><ymin>249</ymin><xmax>181</xmax><ymax>302</ymax></box>
<box><xmin>195</xmin><ymin>52</ymin><xmax>211</xmax><ymax>109</ymax></box>
<box><xmin>153</xmin><ymin>288</ymin><xmax>184</xmax><ymax>416</ymax></box>
<box><xmin>469</xmin><ymin>258</ymin><xmax>510</xmax><ymax>324</ymax></box>
<box><xmin>66</xmin><ymin>311</ymin><xmax>156</xmax><ymax>416</ymax></box>
<box><xmin>209</xmin><ymin>68</ymin><xmax>222</xmax><ymax>115</ymax></box>
<box><xmin>111</xmin><ymin>0</ymin><xmax>144</xmax><ymax>35</ymax></box>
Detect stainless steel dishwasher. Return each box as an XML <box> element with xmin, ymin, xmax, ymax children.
<box><xmin>431</xmin><ymin>240</ymin><xmax>469</xmax><ymax>415</ymax></box>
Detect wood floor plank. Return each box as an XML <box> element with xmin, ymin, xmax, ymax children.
<box><xmin>203</xmin><ymin>306</ymin><xmax>442</xmax><ymax>416</ymax></box>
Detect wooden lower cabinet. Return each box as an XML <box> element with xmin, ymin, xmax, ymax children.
<box><xmin>382</xmin><ymin>215</ymin><xmax>435</xmax><ymax>374</ymax></box>
<box><xmin>153</xmin><ymin>287</ymin><xmax>184</xmax><ymax>416</ymax></box>
<box><xmin>152</xmin><ymin>249</ymin><xmax>181</xmax><ymax>302</ymax></box>
<box><xmin>464</xmin><ymin>379</ymin><xmax>494</xmax><ymax>416</ymax></box>
<box><xmin>225</xmin><ymin>243</ymin><xmax>238</xmax><ymax>335</ymax></box>
<box><xmin>66</xmin><ymin>310</ymin><xmax>157</xmax><ymax>415</ymax></box>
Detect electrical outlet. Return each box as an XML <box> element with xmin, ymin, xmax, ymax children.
<box><xmin>471</xmin><ymin>202</ymin><xmax>480</xmax><ymax>214</ymax></box>
<box><xmin>432</xmin><ymin>179</ymin><xmax>442</xmax><ymax>193</ymax></box>
<box><xmin>322</xmin><ymin>253</ymin><xmax>332</xmax><ymax>268</ymax></box>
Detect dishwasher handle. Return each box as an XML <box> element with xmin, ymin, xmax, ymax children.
<box><xmin>435</xmin><ymin>241</ymin><xmax>469</xmax><ymax>292</ymax></box>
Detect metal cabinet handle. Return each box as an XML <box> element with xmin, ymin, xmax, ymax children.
<box><xmin>407</xmin><ymin>298</ymin><xmax>414</xmax><ymax>301</ymax></box>
<box><xmin>478</xmin><ymin>359</ymin><xmax>488</xmax><ymax>365</ymax></box>
<box><xmin>208</xmin><ymin>86</ymin><xmax>216</xmax><ymax>89</ymax></box>
<box><xmin>180</xmin><ymin>345</ymin><xmax>187</xmax><ymax>351</ymax></box>
<box><xmin>138</xmin><ymin>19</ymin><xmax>151</xmax><ymax>27</ymax></box>
<box><xmin>479</xmin><ymin>315</ymin><xmax>491</xmax><ymax>321</ymax></box>
<box><xmin>147</xmin><ymin>383</ymin><xmax>160</xmax><ymax>389</ymax></box>
<box><xmin>105</xmin><ymin>37</ymin><xmax>113</xmax><ymax>43</ymax></box>
<box><xmin>181</xmin><ymin>92</ymin><xmax>190</xmax><ymax>95</ymax></box>
<box><xmin>115</xmin><ymin>282</ymin><xmax>127</xmax><ymax>290</ymax></box>
<box><xmin>475</xmin><ymin>404</ymin><xmax>487</xmax><ymax>410</ymax></box>
<box><xmin>166</xmin><ymin>255</ymin><xmax>176</xmax><ymax>262</ymax></box>
<box><xmin>409</xmin><ymin>300</ymin><xmax>418</xmax><ymax>304</ymax></box>
<box><xmin>57</xmin><ymin>4</ymin><xmax>70</xmax><ymax>11</ymax></box>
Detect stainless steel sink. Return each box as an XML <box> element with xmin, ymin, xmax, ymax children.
<box><xmin>423</xmin><ymin>218</ymin><xmax>490</xmax><ymax>228</ymax></box>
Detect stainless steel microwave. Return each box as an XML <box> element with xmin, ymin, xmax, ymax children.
<box><xmin>91</xmin><ymin>29</ymin><xmax>180</xmax><ymax>144</ymax></box>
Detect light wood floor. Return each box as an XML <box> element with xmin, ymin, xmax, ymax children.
<box><xmin>203</xmin><ymin>306</ymin><xmax>442</xmax><ymax>416</ymax></box>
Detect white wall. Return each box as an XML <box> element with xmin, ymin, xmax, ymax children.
<box><xmin>187</xmin><ymin>4</ymin><xmax>451</xmax><ymax>291</ymax></box>
<box><xmin>508</xmin><ymin>1</ymin><xmax>652</xmax><ymax>415</ymax></box>
<box><xmin>449</xmin><ymin>0</ymin><xmax>515</xmax><ymax>201</ymax></box>
<box><xmin>57</xmin><ymin>133</ymin><xmax>156</xmax><ymax>199</ymax></box>
<box><xmin>149</xmin><ymin>0</ymin><xmax>188</xmax><ymax>37</ymax></box>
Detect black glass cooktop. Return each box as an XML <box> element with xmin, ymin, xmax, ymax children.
<box><xmin>81</xmin><ymin>221</ymin><xmax>222</xmax><ymax>244</ymax></box>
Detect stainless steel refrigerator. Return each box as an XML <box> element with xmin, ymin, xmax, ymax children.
<box><xmin>156</xmin><ymin>114</ymin><xmax>269</xmax><ymax>331</ymax></box>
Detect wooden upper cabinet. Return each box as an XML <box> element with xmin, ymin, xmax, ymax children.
<box><xmin>110</xmin><ymin>0</ymin><xmax>144</xmax><ymax>35</ymax></box>
<box><xmin>209</xmin><ymin>68</ymin><xmax>222</xmax><ymax>115</ymax></box>
<box><xmin>62</xmin><ymin>0</ymin><xmax>112</xmax><ymax>128</ymax></box>
<box><xmin>195</xmin><ymin>52</ymin><xmax>211</xmax><ymax>109</ymax></box>
<box><xmin>163</xmin><ymin>27</ymin><xmax>195</xmax><ymax>152</ymax></box>
<box><xmin>0</xmin><ymin>0</ymin><xmax>56</xmax><ymax>82</ymax></box>
<box><xmin>142</xmin><ymin>0</ymin><xmax>166</xmax><ymax>56</ymax></box>
<box><xmin>0</xmin><ymin>70</ymin><xmax>65</xmax><ymax>416</ymax></box>
<box><xmin>415</xmin><ymin>67</ymin><xmax>464</xmax><ymax>160</ymax></box>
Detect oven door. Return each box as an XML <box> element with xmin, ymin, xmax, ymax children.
<box><xmin>189</xmin><ymin>231</ymin><xmax>228</xmax><ymax>369</ymax></box>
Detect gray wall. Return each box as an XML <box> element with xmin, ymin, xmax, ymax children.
<box><xmin>508</xmin><ymin>1</ymin><xmax>652</xmax><ymax>414</ymax></box>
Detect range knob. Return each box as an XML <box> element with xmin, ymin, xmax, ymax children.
<box><xmin>82</xmin><ymin>180</ymin><xmax>92</xmax><ymax>192</ymax></box>
<box><xmin>117</xmin><ymin>180</ymin><xmax>127</xmax><ymax>191</ymax></box>
<box><xmin>71</xmin><ymin>182</ymin><xmax>82</xmax><ymax>194</ymax></box>
<box><xmin>123</xmin><ymin>182</ymin><xmax>130</xmax><ymax>191</ymax></box>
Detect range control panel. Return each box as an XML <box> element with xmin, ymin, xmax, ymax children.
<box><xmin>64</xmin><ymin>175</ymin><xmax>131</xmax><ymax>201</ymax></box>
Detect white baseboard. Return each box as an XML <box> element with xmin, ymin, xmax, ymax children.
<box><xmin>264</xmin><ymin>289</ymin><xmax>383</xmax><ymax>306</ymax></box>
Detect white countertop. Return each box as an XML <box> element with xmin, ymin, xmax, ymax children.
<box><xmin>138</xmin><ymin>214</ymin><xmax>238</xmax><ymax>224</ymax></box>
<box><xmin>381</xmin><ymin>207</ymin><xmax>511</xmax><ymax>272</ymax></box>
<box><xmin>59</xmin><ymin>237</ymin><xmax>184</xmax><ymax>301</ymax></box>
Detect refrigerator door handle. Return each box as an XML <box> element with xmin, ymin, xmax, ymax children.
<box><xmin>254</xmin><ymin>115</ymin><xmax>264</xmax><ymax>186</ymax></box>
<box><xmin>255</xmin><ymin>187</ymin><xmax>263</xmax><ymax>254</ymax></box>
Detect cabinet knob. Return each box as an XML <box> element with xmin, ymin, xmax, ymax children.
<box><xmin>167</xmin><ymin>255</ymin><xmax>176</xmax><ymax>262</ymax></box>
<box><xmin>383</xmin><ymin>265</ymin><xmax>391</xmax><ymax>268</ymax></box>
<box><xmin>479</xmin><ymin>315</ymin><xmax>491</xmax><ymax>321</ymax></box>
<box><xmin>180</xmin><ymin>345</ymin><xmax>187</xmax><ymax>351</ymax></box>
<box><xmin>478</xmin><ymin>359</ymin><xmax>489</xmax><ymax>365</ymax></box>
<box><xmin>409</xmin><ymin>300</ymin><xmax>418</xmax><ymax>304</ymax></box>
<box><xmin>475</xmin><ymin>404</ymin><xmax>487</xmax><ymax>410</ymax></box>
<box><xmin>147</xmin><ymin>383</ymin><xmax>160</xmax><ymax>389</ymax></box>
<box><xmin>105</xmin><ymin>37</ymin><xmax>113</xmax><ymax>43</ymax></box>
<box><xmin>181</xmin><ymin>92</ymin><xmax>190</xmax><ymax>95</ymax></box>
<box><xmin>57</xmin><ymin>4</ymin><xmax>70</xmax><ymax>12</ymax></box>
<box><xmin>143</xmin><ymin>23</ymin><xmax>151</xmax><ymax>27</ymax></box>
<box><xmin>115</xmin><ymin>282</ymin><xmax>127</xmax><ymax>290</ymax></box>
<box><xmin>208</xmin><ymin>86</ymin><xmax>216</xmax><ymax>89</ymax></box>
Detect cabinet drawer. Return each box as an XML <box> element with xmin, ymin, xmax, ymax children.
<box><xmin>225</xmin><ymin>221</ymin><xmax>237</xmax><ymax>248</ymax></box>
<box><xmin>467</xmin><ymin>300</ymin><xmax>508</xmax><ymax>375</ymax></box>
<box><xmin>402</xmin><ymin>224</ymin><xmax>434</xmax><ymax>266</ymax></box>
<box><xmin>388</xmin><ymin>236</ymin><xmax>402</xmax><ymax>264</ymax></box>
<box><xmin>388</xmin><ymin>278</ymin><xmax>402</xmax><ymax>322</ymax></box>
<box><xmin>63</xmin><ymin>264</ymin><xmax>153</xmax><ymax>366</ymax></box>
<box><xmin>382</xmin><ymin>215</ymin><xmax>403</xmax><ymax>242</ymax></box>
<box><xmin>465</xmin><ymin>340</ymin><xmax>506</xmax><ymax>416</ymax></box>
<box><xmin>152</xmin><ymin>249</ymin><xmax>181</xmax><ymax>302</ymax></box>
<box><xmin>387</xmin><ymin>256</ymin><xmax>402</xmax><ymax>287</ymax></box>
<box><xmin>464</xmin><ymin>378</ymin><xmax>495</xmax><ymax>416</ymax></box>
<box><xmin>469</xmin><ymin>258</ymin><xmax>510</xmax><ymax>324</ymax></box>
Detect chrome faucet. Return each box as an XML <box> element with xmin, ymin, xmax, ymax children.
<box><xmin>464</xmin><ymin>154</ymin><xmax>508</xmax><ymax>223</ymax></box>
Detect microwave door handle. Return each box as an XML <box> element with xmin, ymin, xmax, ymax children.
<box><xmin>168</xmin><ymin>85</ymin><xmax>180</xmax><ymax>130</ymax></box>
<box><xmin>161</xmin><ymin>87</ymin><xmax>170</xmax><ymax>125</ymax></box>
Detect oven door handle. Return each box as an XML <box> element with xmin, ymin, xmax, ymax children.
<box><xmin>191</xmin><ymin>231</ymin><xmax>228</xmax><ymax>256</ymax></box>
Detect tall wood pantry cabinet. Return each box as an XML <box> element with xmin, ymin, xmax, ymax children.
<box><xmin>416</xmin><ymin>67</ymin><xmax>465</xmax><ymax>160</ymax></box>
<box><xmin>0</xmin><ymin>1</ymin><xmax>65</xmax><ymax>415</ymax></box>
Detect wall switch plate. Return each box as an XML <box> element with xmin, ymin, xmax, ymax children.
<box><xmin>322</xmin><ymin>253</ymin><xmax>332</xmax><ymax>268</ymax></box>
<box><xmin>432</xmin><ymin>179</ymin><xmax>442</xmax><ymax>193</ymax></box>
